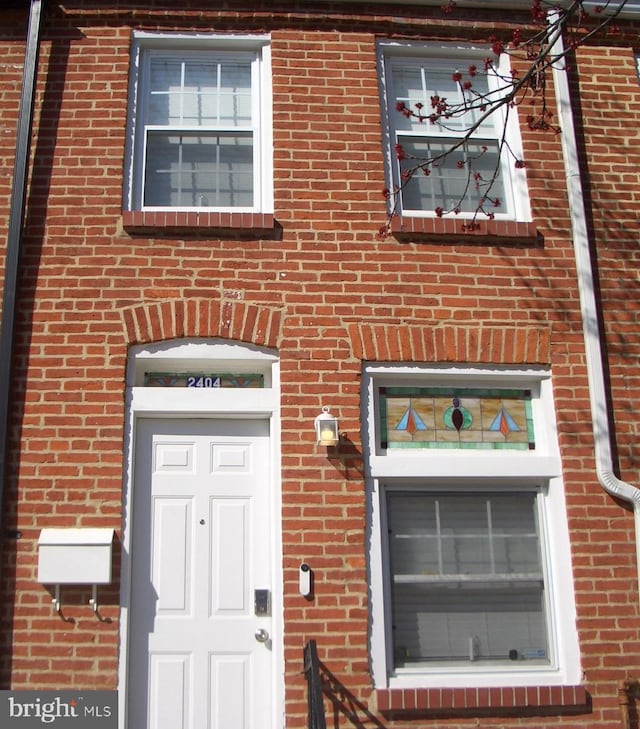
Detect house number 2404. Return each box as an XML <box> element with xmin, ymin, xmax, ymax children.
<box><xmin>186</xmin><ymin>376</ymin><xmax>221</xmax><ymax>388</ymax></box>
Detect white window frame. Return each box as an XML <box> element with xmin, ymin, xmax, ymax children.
<box><xmin>378</xmin><ymin>41</ymin><xmax>531</xmax><ymax>221</ymax></box>
<box><xmin>124</xmin><ymin>32</ymin><xmax>273</xmax><ymax>214</ymax></box>
<box><xmin>364</xmin><ymin>364</ymin><xmax>580</xmax><ymax>689</ymax></box>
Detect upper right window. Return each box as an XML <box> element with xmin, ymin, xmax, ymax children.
<box><xmin>379</xmin><ymin>43</ymin><xmax>530</xmax><ymax>222</ymax></box>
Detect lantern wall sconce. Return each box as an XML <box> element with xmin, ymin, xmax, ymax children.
<box><xmin>314</xmin><ymin>406</ymin><xmax>339</xmax><ymax>446</ymax></box>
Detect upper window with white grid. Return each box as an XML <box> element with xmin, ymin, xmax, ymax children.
<box><xmin>125</xmin><ymin>36</ymin><xmax>272</xmax><ymax>213</ymax></box>
<box><xmin>379</xmin><ymin>43</ymin><xmax>530</xmax><ymax>221</ymax></box>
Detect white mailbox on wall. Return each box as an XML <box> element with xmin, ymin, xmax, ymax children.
<box><xmin>38</xmin><ymin>528</ymin><xmax>114</xmax><ymax>618</ymax></box>
<box><xmin>38</xmin><ymin>528</ymin><xmax>114</xmax><ymax>584</ymax></box>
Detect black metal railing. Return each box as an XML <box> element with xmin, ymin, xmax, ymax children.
<box><xmin>303</xmin><ymin>640</ymin><xmax>327</xmax><ymax>729</ymax></box>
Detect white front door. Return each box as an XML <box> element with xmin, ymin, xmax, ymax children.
<box><xmin>127</xmin><ymin>418</ymin><xmax>273</xmax><ymax>729</ymax></box>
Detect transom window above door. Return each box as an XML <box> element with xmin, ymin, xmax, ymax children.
<box><xmin>125</xmin><ymin>34</ymin><xmax>273</xmax><ymax>214</ymax></box>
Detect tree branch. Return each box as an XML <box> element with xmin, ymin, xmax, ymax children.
<box><xmin>380</xmin><ymin>0</ymin><xmax>628</xmax><ymax>237</ymax></box>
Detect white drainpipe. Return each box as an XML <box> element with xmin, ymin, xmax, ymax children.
<box><xmin>550</xmin><ymin>17</ymin><xmax>640</xmax><ymax>598</ymax></box>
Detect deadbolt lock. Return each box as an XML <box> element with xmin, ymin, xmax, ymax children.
<box><xmin>254</xmin><ymin>589</ymin><xmax>271</xmax><ymax>616</ymax></box>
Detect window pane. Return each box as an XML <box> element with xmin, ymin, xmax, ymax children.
<box><xmin>438</xmin><ymin>496</ymin><xmax>491</xmax><ymax>574</ymax></box>
<box><xmin>148</xmin><ymin>59</ymin><xmax>183</xmax><ymax>124</ymax></box>
<box><xmin>387</xmin><ymin>491</ymin><xmax>548</xmax><ymax>667</ymax></box>
<box><xmin>218</xmin><ymin>62</ymin><xmax>252</xmax><ymax>126</ymax></box>
<box><xmin>398</xmin><ymin>137</ymin><xmax>505</xmax><ymax>214</ymax></box>
<box><xmin>388</xmin><ymin>495</ymin><xmax>440</xmax><ymax>577</ymax></box>
<box><xmin>392</xmin><ymin>65</ymin><xmax>429</xmax><ymax>132</ymax></box>
<box><xmin>148</xmin><ymin>58</ymin><xmax>252</xmax><ymax>127</ymax></box>
<box><xmin>491</xmin><ymin>494</ymin><xmax>541</xmax><ymax>573</ymax></box>
<box><xmin>182</xmin><ymin>62</ymin><xmax>221</xmax><ymax>125</ymax></box>
<box><xmin>144</xmin><ymin>133</ymin><xmax>254</xmax><ymax>208</ymax></box>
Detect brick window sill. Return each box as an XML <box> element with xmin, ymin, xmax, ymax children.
<box><xmin>376</xmin><ymin>685</ymin><xmax>589</xmax><ymax>717</ymax></box>
<box><xmin>121</xmin><ymin>210</ymin><xmax>275</xmax><ymax>234</ymax></box>
<box><xmin>390</xmin><ymin>215</ymin><xmax>540</xmax><ymax>243</ymax></box>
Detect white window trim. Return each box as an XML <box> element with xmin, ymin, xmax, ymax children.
<box><xmin>364</xmin><ymin>364</ymin><xmax>580</xmax><ymax>689</ymax></box>
<box><xmin>124</xmin><ymin>32</ymin><xmax>273</xmax><ymax>214</ymax></box>
<box><xmin>378</xmin><ymin>40</ymin><xmax>531</xmax><ymax>222</ymax></box>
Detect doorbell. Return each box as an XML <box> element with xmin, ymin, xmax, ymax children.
<box><xmin>299</xmin><ymin>563</ymin><xmax>312</xmax><ymax>598</ymax></box>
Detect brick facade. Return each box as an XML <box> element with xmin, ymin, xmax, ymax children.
<box><xmin>0</xmin><ymin>1</ymin><xmax>639</xmax><ymax>727</ymax></box>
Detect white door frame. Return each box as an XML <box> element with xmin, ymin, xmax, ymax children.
<box><xmin>118</xmin><ymin>339</ymin><xmax>283</xmax><ymax>729</ymax></box>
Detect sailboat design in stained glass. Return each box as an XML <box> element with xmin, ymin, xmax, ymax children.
<box><xmin>395</xmin><ymin>403</ymin><xmax>428</xmax><ymax>435</ymax></box>
<box><xmin>489</xmin><ymin>407</ymin><xmax>520</xmax><ymax>437</ymax></box>
<box><xmin>379</xmin><ymin>387</ymin><xmax>535</xmax><ymax>450</ymax></box>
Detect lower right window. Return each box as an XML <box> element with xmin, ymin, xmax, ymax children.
<box><xmin>387</xmin><ymin>488</ymin><xmax>548</xmax><ymax>669</ymax></box>
<box><xmin>365</xmin><ymin>365</ymin><xmax>581</xmax><ymax>688</ymax></box>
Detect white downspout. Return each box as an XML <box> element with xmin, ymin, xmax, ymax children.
<box><xmin>550</xmin><ymin>16</ymin><xmax>640</xmax><ymax>599</ymax></box>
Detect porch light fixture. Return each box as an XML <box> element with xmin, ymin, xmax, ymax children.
<box><xmin>314</xmin><ymin>406</ymin><xmax>339</xmax><ymax>446</ymax></box>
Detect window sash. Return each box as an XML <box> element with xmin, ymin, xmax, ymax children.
<box><xmin>386</xmin><ymin>490</ymin><xmax>549</xmax><ymax>668</ymax></box>
<box><xmin>143</xmin><ymin>131</ymin><xmax>254</xmax><ymax>208</ymax></box>
<box><xmin>135</xmin><ymin>49</ymin><xmax>261</xmax><ymax>211</ymax></box>
<box><xmin>389</xmin><ymin>60</ymin><xmax>495</xmax><ymax>135</ymax></box>
<box><xmin>147</xmin><ymin>57</ymin><xmax>253</xmax><ymax>128</ymax></box>
<box><xmin>383</xmin><ymin>54</ymin><xmax>517</xmax><ymax>218</ymax></box>
<box><xmin>397</xmin><ymin>136</ymin><xmax>505</xmax><ymax>214</ymax></box>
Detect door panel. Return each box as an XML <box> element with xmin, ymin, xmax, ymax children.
<box><xmin>212</xmin><ymin>499</ymin><xmax>248</xmax><ymax>612</ymax></box>
<box><xmin>153</xmin><ymin>499</ymin><xmax>193</xmax><ymax>613</ymax></box>
<box><xmin>149</xmin><ymin>655</ymin><xmax>190</xmax><ymax>729</ymax></box>
<box><xmin>210</xmin><ymin>655</ymin><xmax>250</xmax><ymax>727</ymax></box>
<box><xmin>127</xmin><ymin>418</ymin><xmax>272</xmax><ymax>729</ymax></box>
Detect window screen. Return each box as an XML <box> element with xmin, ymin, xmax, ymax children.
<box><xmin>387</xmin><ymin>490</ymin><xmax>549</xmax><ymax>667</ymax></box>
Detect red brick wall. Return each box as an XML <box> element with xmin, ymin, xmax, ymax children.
<box><xmin>0</xmin><ymin>2</ymin><xmax>638</xmax><ymax>728</ymax></box>
<box><xmin>568</xmin><ymin>41</ymin><xmax>640</xmax><ymax>727</ymax></box>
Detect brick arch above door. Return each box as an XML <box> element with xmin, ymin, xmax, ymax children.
<box><xmin>121</xmin><ymin>299</ymin><xmax>283</xmax><ymax>348</ymax></box>
<box><xmin>347</xmin><ymin>322</ymin><xmax>551</xmax><ymax>365</ymax></box>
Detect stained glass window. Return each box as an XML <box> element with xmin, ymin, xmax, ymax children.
<box><xmin>144</xmin><ymin>372</ymin><xmax>264</xmax><ymax>388</ymax></box>
<box><xmin>379</xmin><ymin>387</ymin><xmax>534</xmax><ymax>450</ymax></box>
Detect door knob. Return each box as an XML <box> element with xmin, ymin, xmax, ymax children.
<box><xmin>255</xmin><ymin>628</ymin><xmax>269</xmax><ymax>643</ymax></box>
